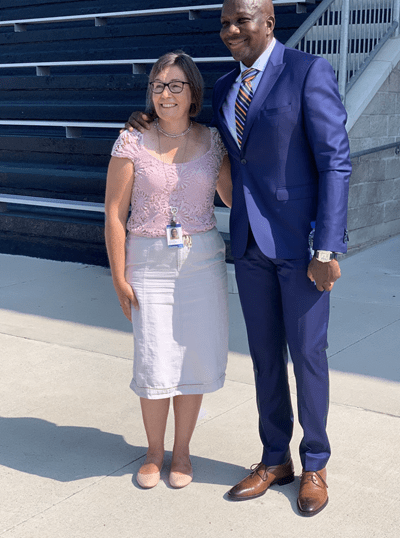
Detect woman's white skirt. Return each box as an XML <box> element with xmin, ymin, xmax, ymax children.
<box><xmin>125</xmin><ymin>227</ymin><xmax>229</xmax><ymax>399</ymax></box>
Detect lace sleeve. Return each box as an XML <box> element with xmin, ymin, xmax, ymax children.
<box><xmin>111</xmin><ymin>130</ymin><xmax>140</xmax><ymax>161</ymax></box>
<box><xmin>210</xmin><ymin>127</ymin><xmax>228</xmax><ymax>164</ymax></box>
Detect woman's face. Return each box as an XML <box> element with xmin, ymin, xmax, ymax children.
<box><xmin>151</xmin><ymin>65</ymin><xmax>193</xmax><ymax>123</ymax></box>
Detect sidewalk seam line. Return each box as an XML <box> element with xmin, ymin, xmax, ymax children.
<box><xmin>332</xmin><ymin>295</ymin><xmax>400</xmax><ymax>307</ymax></box>
<box><xmin>0</xmin><ymin>265</ymin><xmax>89</xmax><ymax>290</ymax></box>
<box><xmin>0</xmin><ymin>454</ymin><xmax>148</xmax><ymax>536</ymax></box>
<box><xmin>0</xmin><ymin>330</ymin><xmax>132</xmax><ymax>361</ymax></box>
<box><xmin>330</xmin><ymin>400</ymin><xmax>400</xmax><ymax>419</ymax></box>
<box><xmin>194</xmin><ymin>396</ymin><xmax>256</xmax><ymax>431</ymax></box>
<box><xmin>328</xmin><ymin>317</ymin><xmax>400</xmax><ymax>359</ymax></box>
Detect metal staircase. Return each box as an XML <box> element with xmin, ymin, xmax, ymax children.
<box><xmin>287</xmin><ymin>0</ymin><xmax>399</xmax><ymax>101</ymax></box>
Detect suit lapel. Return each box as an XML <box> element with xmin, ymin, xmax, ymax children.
<box><xmin>240</xmin><ymin>41</ymin><xmax>286</xmax><ymax>149</ymax></box>
<box><xmin>214</xmin><ymin>67</ymin><xmax>240</xmax><ymax>154</ymax></box>
<box><xmin>215</xmin><ymin>67</ymin><xmax>239</xmax><ymax>113</ymax></box>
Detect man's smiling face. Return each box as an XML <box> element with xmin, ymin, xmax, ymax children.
<box><xmin>220</xmin><ymin>0</ymin><xmax>275</xmax><ymax>67</ymax></box>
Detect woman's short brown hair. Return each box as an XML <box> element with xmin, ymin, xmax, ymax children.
<box><xmin>146</xmin><ymin>50</ymin><xmax>204</xmax><ymax>118</ymax></box>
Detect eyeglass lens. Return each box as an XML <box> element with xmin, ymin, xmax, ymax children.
<box><xmin>150</xmin><ymin>81</ymin><xmax>186</xmax><ymax>94</ymax></box>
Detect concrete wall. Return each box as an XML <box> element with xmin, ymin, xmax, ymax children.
<box><xmin>347</xmin><ymin>59</ymin><xmax>400</xmax><ymax>253</ymax></box>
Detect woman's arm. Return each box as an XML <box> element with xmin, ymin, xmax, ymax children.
<box><xmin>216</xmin><ymin>154</ymin><xmax>232</xmax><ymax>208</ymax></box>
<box><xmin>105</xmin><ymin>156</ymin><xmax>138</xmax><ymax>320</ymax></box>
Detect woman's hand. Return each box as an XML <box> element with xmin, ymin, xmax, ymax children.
<box><xmin>122</xmin><ymin>111</ymin><xmax>154</xmax><ymax>133</ymax></box>
<box><xmin>113</xmin><ymin>279</ymin><xmax>139</xmax><ymax>322</ymax></box>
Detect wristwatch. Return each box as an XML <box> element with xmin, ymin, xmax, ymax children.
<box><xmin>314</xmin><ymin>250</ymin><xmax>338</xmax><ymax>262</ymax></box>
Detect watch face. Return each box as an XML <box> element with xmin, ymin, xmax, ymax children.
<box><xmin>316</xmin><ymin>251</ymin><xmax>331</xmax><ymax>262</ymax></box>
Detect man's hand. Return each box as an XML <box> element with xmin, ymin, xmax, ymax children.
<box><xmin>122</xmin><ymin>111</ymin><xmax>153</xmax><ymax>133</ymax></box>
<box><xmin>307</xmin><ymin>258</ymin><xmax>341</xmax><ymax>292</ymax></box>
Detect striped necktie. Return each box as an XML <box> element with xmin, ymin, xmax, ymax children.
<box><xmin>235</xmin><ymin>68</ymin><xmax>258</xmax><ymax>148</ymax></box>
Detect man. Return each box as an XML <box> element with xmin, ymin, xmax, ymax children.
<box><xmin>214</xmin><ymin>0</ymin><xmax>350</xmax><ymax>516</ymax></box>
<box><xmin>126</xmin><ymin>0</ymin><xmax>351</xmax><ymax>516</ymax></box>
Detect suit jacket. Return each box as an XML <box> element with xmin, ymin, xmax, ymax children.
<box><xmin>212</xmin><ymin>40</ymin><xmax>352</xmax><ymax>260</ymax></box>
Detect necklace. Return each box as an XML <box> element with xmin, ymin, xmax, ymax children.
<box><xmin>157</xmin><ymin>124</ymin><xmax>190</xmax><ymax>165</ymax></box>
<box><xmin>155</xmin><ymin>118</ymin><xmax>192</xmax><ymax>138</ymax></box>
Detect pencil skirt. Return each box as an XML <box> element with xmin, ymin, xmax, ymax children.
<box><xmin>125</xmin><ymin>227</ymin><xmax>229</xmax><ymax>399</ymax></box>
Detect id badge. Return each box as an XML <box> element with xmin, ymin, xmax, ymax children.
<box><xmin>166</xmin><ymin>224</ymin><xmax>184</xmax><ymax>248</ymax></box>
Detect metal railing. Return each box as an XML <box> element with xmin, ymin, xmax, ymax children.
<box><xmin>350</xmin><ymin>141</ymin><xmax>400</xmax><ymax>159</ymax></box>
<box><xmin>0</xmin><ymin>120</ymin><xmax>123</xmax><ymax>138</ymax></box>
<box><xmin>2</xmin><ymin>141</ymin><xmax>398</xmax><ymax>233</ymax></box>
<box><xmin>0</xmin><ymin>1</ymin><xmax>313</xmax><ymax>32</ymax></box>
<box><xmin>286</xmin><ymin>0</ymin><xmax>400</xmax><ymax>102</ymax></box>
<box><xmin>0</xmin><ymin>194</ymin><xmax>231</xmax><ymax>233</ymax></box>
<box><xmin>0</xmin><ymin>56</ymin><xmax>235</xmax><ymax>76</ymax></box>
<box><xmin>2</xmin><ymin>140</ymin><xmax>398</xmax><ymax>218</ymax></box>
<box><xmin>1</xmin><ymin>0</ymin><xmax>398</xmax><ymax>229</ymax></box>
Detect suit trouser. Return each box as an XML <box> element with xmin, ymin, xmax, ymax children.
<box><xmin>234</xmin><ymin>230</ymin><xmax>331</xmax><ymax>471</ymax></box>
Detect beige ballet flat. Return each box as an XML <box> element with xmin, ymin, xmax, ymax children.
<box><xmin>169</xmin><ymin>463</ymin><xmax>193</xmax><ymax>489</ymax></box>
<box><xmin>136</xmin><ymin>462</ymin><xmax>163</xmax><ymax>489</ymax></box>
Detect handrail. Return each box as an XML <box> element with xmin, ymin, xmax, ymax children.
<box><xmin>286</xmin><ymin>0</ymin><xmax>400</xmax><ymax>102</ymax></box>
<box><xmin>0</xmin><ymin>1</ymin><xmax>313</xmax><ymax>31</ymax></box>
<box><xmin>0</xmin><ymin>194</ymin><xmax>104</xmax><ymax>212</ymax></box>
<box><xmin>396</xmin><ymin>0</ymin><xmax>400</xmax><ymax>35</ymax></box>
<box><xmin>1</xmin><ymin>4</ymin><xmax>223</xmax><ymax>29</ymax></box>
<box><xmin>2</xmin><ymin>141</ymin><xmax>398</xmax><ymax>226</ymax></box>
<box><xmin>0</xmin><ymin>120</ymin><xmax>123</xmax><ymax>138</ymax></box>
<box><xmin>345</xmin><ymin>20</ymin><xmax>398</xmax><ymax>93</ymax></box>
<box><xmin>286</xmin><ymin>0</ymin><xmax>336</xmax><ymax>47</ymax></box>
<box><xmin>0</xmin><ymin>56</ymin><xmax>235</xmax><ymax>76</ymax></box>
<box><xmin>0</xmin><ymin>194</ymin><xmax>230</xmax><ymax>233</ymax></box>
<box><xmin>0</xmin><ymin>120</ymin><xmax>122</xmax><ymax>128</ymax></box>
<box><xmin>350</xmin><ymin>141</ymin><xmax>400</xmax><ymax>159</ymax></box>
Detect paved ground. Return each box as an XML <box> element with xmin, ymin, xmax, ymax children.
<box><xmin>1</xmin><ymin>235</ymin><xmax>399</xmax><ymax>538</ymax></box>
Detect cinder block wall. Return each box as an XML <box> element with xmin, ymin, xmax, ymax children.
<box><xmin>347</xmin><ymin>59</ymin><xmax>400</xmax><ymax>253</ymax></box>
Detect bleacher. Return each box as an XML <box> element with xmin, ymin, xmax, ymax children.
<box><xmin>0</xmin><ymin>0</ymin><xmax>320</xmax><ymax>265</ymax></box>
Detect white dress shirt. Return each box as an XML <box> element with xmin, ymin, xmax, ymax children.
<box><xmin>222</xmin><ymin>38</ymin><xmax>276</xmax><ymax>146</ymax></box>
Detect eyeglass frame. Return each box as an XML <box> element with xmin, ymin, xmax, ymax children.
<box><xmin>149</xmin><ymin>80</ymin><xmax>191</xmax><ymax>94</ymax></box>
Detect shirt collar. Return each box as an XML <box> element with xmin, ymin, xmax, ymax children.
<box><xmin>236</xmin><ymin>37</ymin><xmax>276</xmax><ymax>81</ymax></box>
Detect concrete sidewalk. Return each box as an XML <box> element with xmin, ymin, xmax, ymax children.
<box><xmin>1</xmin><ymin>236</ymin><xmax>399</xmax><ymax>538</ymax></box>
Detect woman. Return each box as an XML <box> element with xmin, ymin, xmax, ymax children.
<box><xmin>105</xmin><ymin>51</ymin><xmax>232</xmax><ymax>490</ymax></box>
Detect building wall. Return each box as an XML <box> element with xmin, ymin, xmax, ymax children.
<box><xmin>347</xmin><ymin>59</ymin><xmax>400</xmax><ymax>253</ymax></box>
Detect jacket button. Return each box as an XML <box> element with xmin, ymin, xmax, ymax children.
<box><xmin>241</xmin><ymin>159</ymin><xmax>247</xmax><ymax>164</ymax></box>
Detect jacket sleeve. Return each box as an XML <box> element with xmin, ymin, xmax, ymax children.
<box><xmin>302</xmin><ymin>57</ymin><xmax>351</xmax><ymax>253</ymax></box>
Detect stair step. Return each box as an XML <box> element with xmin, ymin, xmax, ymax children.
<box><xmin>0</xmin><ymin>164</ymin><xmax>106</xmax><ymax>202</ymax></box>
<box><xmin>0</xmin><ymin>0</ymin><xmax>316</xmax><ymax>266</ymax></box>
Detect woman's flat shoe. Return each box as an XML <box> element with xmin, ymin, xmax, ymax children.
<box><xmin>136</xmin><ymin>462</ymin><xmax>162</xmax><ymax>489</ymax></box>
<box><xmin>169</xmin><ymin>468</ymin><xmax>193</xmax><ymax>489</ymax></box>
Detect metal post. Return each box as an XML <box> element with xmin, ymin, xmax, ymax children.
<box><xmin>394</xmin><ymin>0</ymin><xmax>400</xmax><ymax>37</ymax></box>
<box><xmin>338</xmin><ymin>0</ymin><xmax>350</xmax><ymax>104</ymax></box>
<box><xmin>95</xmin><ymin>17</ymin><xmax>107</xmax><ymax>26</ymax></box>
<box><xmin>66</xmin><ymin>127</ymin><xmax>82</xmax><ymax>139</ymax></box>
<box><xmin>132</xmin><ymin>63</ymin><xmax>146</xmax><ymax>74</ymax></box>
<box><xmin>36</xmin><ymin>66</ymin><xmax>51</xmax><ymax>76</ymax></box>
<box><xmin>189</xmin><ymin>10</ymin><xmax>201</xmax><ymax>20</ymax></box>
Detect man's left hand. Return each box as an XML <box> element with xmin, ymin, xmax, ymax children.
<box><xmin>307</xmin><ymin>258</ymin><xmax>341</xmax><ymax>292</ymax></box>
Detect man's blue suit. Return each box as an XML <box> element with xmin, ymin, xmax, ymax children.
<box><xmin>212</xmin><ymin>40</ymin><xmax>351</xmax><ymax>471</ymax></box>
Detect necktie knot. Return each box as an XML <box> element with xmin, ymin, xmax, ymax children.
<box><xmin>241</xmin><ymin>68</ymin><xmax>258</xmax><ymax>84</ymax></box>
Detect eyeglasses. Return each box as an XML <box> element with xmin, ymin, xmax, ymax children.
<box><xmin>149</xmin><ymin>81</ymin><xmax>190</xmax><ymax>94</ymax></box>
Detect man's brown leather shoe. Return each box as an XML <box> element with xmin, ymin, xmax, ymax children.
<box><xmin>297</xmin><ymin>468</ymin><xmax>328</xmax><ymax>516</ymax></box>
<box><xmin>227</xmin><ymin>458</ymin><xmax>294</xmax><ymax>501</ymax></box>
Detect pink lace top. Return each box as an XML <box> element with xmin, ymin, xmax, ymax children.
<box><xmin>111</xmin><ymin>127</ymin><xmax>227</xmax><ymax>237</ymax></box>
